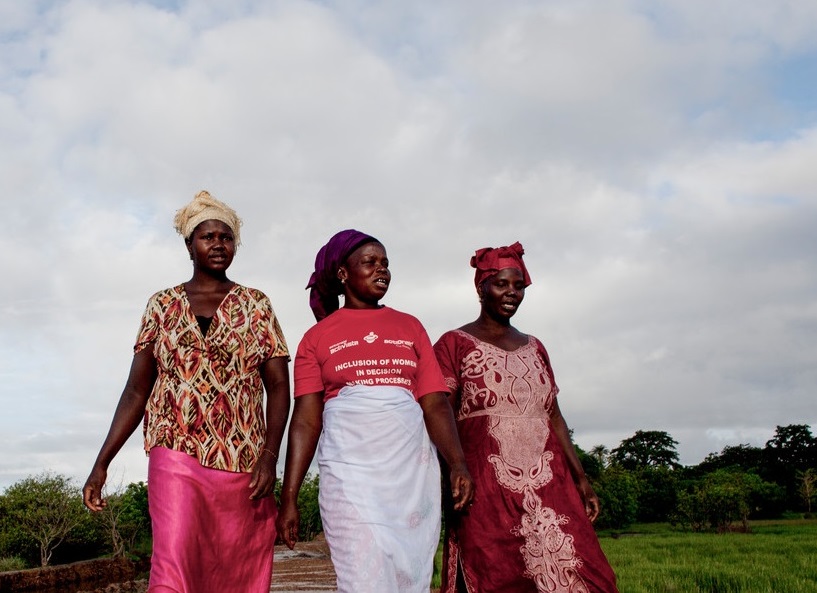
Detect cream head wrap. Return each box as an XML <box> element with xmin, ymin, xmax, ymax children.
<box><xmin>173</xmin><ymin>190</ymin><xmax>242</xmax><ymax>247</ymax></box>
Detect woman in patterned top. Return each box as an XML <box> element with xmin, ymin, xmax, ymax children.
<box><xmin>83</xmin><ymin>191</ymin><xmax>290</xmax><ymax>593</ymax></box>
<box><xmin>276</xmin><ymin>229</ymin><xmax>474</xmax><ymax>593</ymax></box>
<box><xmin>433</xmin><ymin>242</ymin><xmax>618</xmax><ymax>593</ymax></box>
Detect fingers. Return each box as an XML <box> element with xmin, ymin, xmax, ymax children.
<box><xmin>276</xmin><ymin>516</ymin><xmax>299</xmax><ymax>550</ymax></box>
<box><xmin>586</xmin><ymin>498</ymin><xmax>600</xmax><ymax>523</ymax></box>
<box><xmin>249</xmin><ymin>474</ymin><xmax>275</xmax><ymax>499</ymax></box>
<box><xmin>249</xmin><ymin>463</ymin><xmax>277</xmax><ymax>499</ymax></box>
<box><xmin>83</xmin><ymin>468</ymin><xmax>108</xmax><ymax>512</ymax></box>
<box><xmin>450</xmin><ymin>472</ymin><xmax>475</xmax><ymax>511</ymax></box>
<box><xmin>82</xmin><ymin>483</ymin><xmax>106</xmax><ymax>512</ymax></box>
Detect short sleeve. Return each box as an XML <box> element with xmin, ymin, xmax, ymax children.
<box><xmin>534</xmin><ymin>337</ymin><xmax>560</xmax><ymax>398</ymax></box>
<box><xmin>258</xmin><ymin>295</ymin><xmax>290</xmax><ymax>360</ymax></box>
<box><xmin>293</xmin><ymin>331</ymin><xmax>325</xmax><ymax>397</ymax></box>
<box><xmin>433</xmin><ymin>331</ymin><xmax>461</xmax><ymax>395</ymax></box>
<box><xmin>133</xmin><ymin>293</ymin><xmax>162</xmax><ymax>354</ymax></box>
<box><xmin>413</xmin><ymin>321</ymin><xmax>448</xmax><ymax>398</ymax></box>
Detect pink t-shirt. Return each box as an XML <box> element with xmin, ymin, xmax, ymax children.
<box><xmin>294</xmin><ymin>307</ymin><xmax>447</xmax><ymax>401</ymax></box>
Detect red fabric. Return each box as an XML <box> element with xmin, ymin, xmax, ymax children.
<box><xmin>147</xmin><ymin>447</ymin><xmax>276</xmax><ymax>593</ymax></box>
<box><xmin>294</xmin><ymin>306</ymin><xmax>446</xmax><ymax>401</ymax></box>
<box><xmin>434</xmin><ymin>330</ymin><xmax>618</xmax><ymax>593</ymax></box>
<box><xmin>470</xmin><ymin>241</ymin><xmax>532</xmax><ymax>287</ymax></box>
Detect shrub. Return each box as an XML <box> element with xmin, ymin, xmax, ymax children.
<box><xmin>0</xmin><ymin>556</ymin><xmax>27</xmax><ymax>572</ymax></box>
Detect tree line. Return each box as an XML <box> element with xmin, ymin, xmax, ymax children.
<box><xmin>582</xmin><ymin>424</ymin><xmax>817</xmax><ymax>531</ymax></box>
<box><xmin>1</xmin><ymin>424</ymin><xmax>815</xmax><ymax>569</ymax></box>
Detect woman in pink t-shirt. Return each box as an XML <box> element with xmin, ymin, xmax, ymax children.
<box><xmin>277</xmin><ymin>229</ymin><xmax>474</xmax><ymax>593</ymax></box>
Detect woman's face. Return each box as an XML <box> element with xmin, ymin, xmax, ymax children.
<box><xmin>479</xmin><ymin>267</ymin><xmax>526</xmax><ymax>320</ymax></box>
<box><xmin>186</xmin><ymin>219</ymin><xmax>236</xmax><ymax>273</ymax></box>
<box><xmin>339</xmin><ymin>241</ymin><xmax>390</xmax><ymax>308</ymax></box>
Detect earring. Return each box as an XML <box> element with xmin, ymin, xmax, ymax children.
<box><xmin>341</xmin><ymin>279</ymin><xmax>346</xmax><ymax>285</ymax></box>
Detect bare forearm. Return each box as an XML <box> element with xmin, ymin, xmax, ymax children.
<box><xmin>279</xmin><ymin>394</ymin><xmax>323</xmax><ymax>505</ymax></box>
<box><xmin>551</xmin><ymin>405</ymin><xmax>587</xmax><ymax>484</ymax></box>
<box><xmin>261</xmin><ymin>358</ymin><xmax>291</xmax><ymax>459</ymax></box>
<box><xmin>420</xmin><ymin>392</ymin><xmax>467</xmax><ymax>468</ymax></box>
<box><xmin>93</xmin><ymin>389</ymin><xmax>148</xmax><ymax>469</ymax></box>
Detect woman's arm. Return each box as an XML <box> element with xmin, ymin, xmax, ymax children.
<box><xmin>550</xmin><ymin>398</ymin><xmax>600</xmax><ymax>522</ymax></box>
<box><xmin>275</xmin><ymin>391</ymin><xmax>324</xmax><ymax>549</ymax></box>
<box><xmin>249</xmin><ymin>356</ymin><xmax>291</xmax><ymax>499</ymax></box>
<box><xmin>83</xmin><ymin>347</ymin><xmax>158</xmax><ymax>511</ymax></box>
<box><xmin>419</xmin><ymin>392</ymin><xmax>474</xmax><ymax>511</ymax></box>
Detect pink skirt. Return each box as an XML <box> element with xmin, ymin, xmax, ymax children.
<box><xmin>147</xmin><ymin>447</ymin><xmax>277</xmax><ymax>593</ymax></box>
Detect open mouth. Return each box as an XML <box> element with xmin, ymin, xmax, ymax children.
<box><xmin>374</xmin><ymin>277</ymin><xmax>389</xmax><ymax>288</ymax></box>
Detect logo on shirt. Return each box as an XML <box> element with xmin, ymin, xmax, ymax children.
<box><xmin>363</xmin><ymin>331</ymin><xmax>378</xmax><ymax>344</ymax></box>
<box><xmin>329</xmin><ymin>339</ymin><xmax>359</xmax><ymax>354</ymax></box>
<box><xmin>383</xmin><ymin>339</ymin><xmax>413</xmax><ymax>350</ymax></box>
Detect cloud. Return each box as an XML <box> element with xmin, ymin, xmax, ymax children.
<box><xmin>1</xmin><ymin>0</ymin><xmax>816</xmax><ymax>488</ymax></box>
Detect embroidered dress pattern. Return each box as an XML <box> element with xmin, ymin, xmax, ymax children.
<box><xmin>434</xmin><ymin>330</ymin><xmax>618</xmax><ymax>593</ymax></box>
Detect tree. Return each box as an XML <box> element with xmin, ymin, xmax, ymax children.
<box><xmin>671</xmin><ymin>469</ymin><xmax>782</xmax><ymax>533</ymax></box>
<box><xmin>593</xmin><ymin>466</ymin><xmax>639</xmax><ymax>530</ymax></box>
<box><xmin>94</xmin><ymin>481</ymin><xmax>151</xmax><ymax>557</ymax></box>
<box><xmin>3</xmin><ymin>472</ymin><xmax>86</xmax><ymax>566</ymax></box>
<box><xmin>695</xmin><ymin>443</ymin><xmax>763</xmax><ymax>475</ymax></box>
<box><xmin>610</xmin><ymin>430</ymin><xmax>680</xmax><ymax>471</ymax></box>
<box><xmin>798</xmin><ymin>469</ymin><xmax>817</xmax><ymax>515</ymax></box>
<box><xmin>762</xmin><ymin>424</ymin><xmax>817</xmax><ymax>508</ymax></box>
<box><xmin>590</xmin><ymin>445</ymin><xmax>610</xmax><ymax>468</ymax></box>
<box><xmin>575</xmin><ymin>443</ymin><xmax>603</xmax><ymax>481</ymax></box>
<box><xmin>635</xmin><ymin>466</ymin><xmax>680</xmax><ymax>523</ymax></box>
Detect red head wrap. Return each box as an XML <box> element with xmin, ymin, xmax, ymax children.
<box><xmin>470</xmin><ymin>241</ymin><xmax>532</xmax><ymax>288</ymax></box>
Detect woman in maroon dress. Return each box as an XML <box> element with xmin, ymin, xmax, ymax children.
<box><xmin>433</xmin><ymin>242</ymin><xmax>618</xmax><ymax>593</ymax></box>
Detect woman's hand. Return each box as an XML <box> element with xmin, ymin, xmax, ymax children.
<box><xmin>419</xmin><ymin>392</ymin><xmax>475</xmax><ymax>511</ymax></box>
<box><xmin>249</xmin><ymin>449</ymin><xmax>277</xmax><ymax>499</ymax></box>
<box><xmin>449</xmin><ymin>462</ymin><xmax>475</xmax><ymax>511</ymax></box>
<box><xmin>577</xmin><ymin>477</ymin><xmax>601</xmax><ymax>522</ymax></box>
<box><xmin>275</xmin><ymin>499</ymin><xmax>300</xmax><ymax>550</ymax></box>
<box><xmin>83</xmin><ymin>466</ymin><xmax>108</xmax><ymax>511</ymax></box>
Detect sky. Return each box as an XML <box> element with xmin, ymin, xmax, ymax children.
<box><xmin>1</xmin><ymin>0</ymin><xmax>816</xmax><ymax>492</ymax></box>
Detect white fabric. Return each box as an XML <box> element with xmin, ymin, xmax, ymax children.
<box><xmin>318</xmin><ymin>385</ymin><xmax>441</xmax><ymax>593</ymax></box>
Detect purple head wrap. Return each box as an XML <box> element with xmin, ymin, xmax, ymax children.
<box><xmin>307</xmin><ymin>229</ymin><xmax>380</xmax><ymax>321</ymax></box>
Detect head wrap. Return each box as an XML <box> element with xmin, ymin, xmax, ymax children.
<box><xmin>471</xmin><ymin>241</ymin><xmax>532</xmax><ymax>288</ymax></box>
<box><xmin>173</xmin><ymin>190</ymin><xmax>243</xmax><ymax>247</ymax></box>
<box><xmin>307</xmin><ymin>229</ymin><xmax>380</xmax><ymax>321</ymax></box>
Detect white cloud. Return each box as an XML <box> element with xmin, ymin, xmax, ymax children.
<box><xmin>1</xmin><ymin>0</ymin><xmax>816</xmax><ymax>488</ymax></box>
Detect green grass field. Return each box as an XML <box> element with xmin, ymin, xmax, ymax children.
<box><xmin>599</xmin><ymin>520</ymin><xmax>817</xmax><ymax>593</ymax></box>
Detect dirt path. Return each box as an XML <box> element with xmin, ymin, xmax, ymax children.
<box><xmin>78</xmin><ymin>537</ymin><xmax>440</xmax><ymax>593</ymax></box>
<box><xmin>271</xmin><ymin>538</ymin><xmax>336</xmax><ymax>592</ymax></box>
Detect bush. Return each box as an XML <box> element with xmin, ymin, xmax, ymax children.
<box><xmin>2</xmin><ymin>473</ymin><xmax>87</xmax><ymax>566</ymax></box>
<box><xmin>594</xmin><ymin>467</ymin><xmax>639</xmax><ymax>530</ymax></box>
<box><xmin>0</xmin><ymin>556</ymin><xmax>28</xmax><ymax>572</ymax></box>
<box><xmin>671</xmin><ymin>469</ymin><xmax>782</xmax><ymax>532</ymax></box>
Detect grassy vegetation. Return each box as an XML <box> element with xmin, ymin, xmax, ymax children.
<box><xmin>599</xmin><ymin>519</ymin><xmax>817</xmax><ymax>593</ymax></box>
<box><xmin>431</xmin><ymin>520</ymin><xmax>817</xmax><ymax>592</ymax></box>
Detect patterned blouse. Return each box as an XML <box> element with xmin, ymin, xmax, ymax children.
<box><xmin>134</xmin><ymin>284</ymin><xmax>289</xmax><ymax>472</ymax></box>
